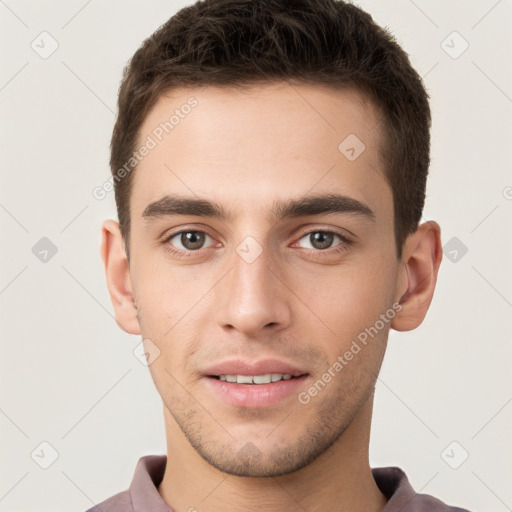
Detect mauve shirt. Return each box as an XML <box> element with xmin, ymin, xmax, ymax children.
<box><xmin>85</xmin><ymin>455</ymin><xmax>472</xmax><ymax>512</ymax></box>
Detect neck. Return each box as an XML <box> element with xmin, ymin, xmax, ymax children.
<box><xmin>158</xmin><ymin>395</ymin><xmax>387</xmax><ymax>512</ymax></box>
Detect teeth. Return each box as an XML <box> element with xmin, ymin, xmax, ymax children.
<box><xmin>253</xmin><ymin>374</ymin><xmax>272</xmax><ymax>384</ymax></box>
<box><xmin>218</xmin><ymin>373</ymin><xmax>294</xmax><ymax>384</ymax></box>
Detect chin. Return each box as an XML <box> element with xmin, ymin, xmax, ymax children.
<box><xmin>184</xmin><ymin>423</ymin><xmax>347</xmax><ymax>478</ymax></box>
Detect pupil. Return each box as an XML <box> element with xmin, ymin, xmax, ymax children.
<box><xmin>182</xmin><ymin>231</ymin><xmax>205</xmax><ymax>250</ymax></box>
<box><xmin>311</xmin><ymin>232</ymin><xmax>333</xmax><ymax>250</ymax></box>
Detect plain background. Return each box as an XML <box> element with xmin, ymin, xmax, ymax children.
<box><xmin>1</xmin><ymin>1</ymin><xmax>511</xmax><ymax>511</ymax></box>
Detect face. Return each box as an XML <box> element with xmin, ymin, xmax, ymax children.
<box><xmin>124</xmin><ymin>83</ymin><xmax>404</xmax><ymax>476</ymax></box>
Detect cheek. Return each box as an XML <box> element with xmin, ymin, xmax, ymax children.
<box><xmin>131</xmin><ymin>262</ymin><xmax>214</xmax><ymax>372</ymax></box>
<box><xmin>290</xmin><ymin>254</ymin><xmax>398</xmax><ymax>338</ymax></box>
<box><xmin>301</xmin><ymin>263</ymin><xmax>394</xmax><ymax>404</ymax></box>
<box><xmin>132</xmin><ymin>256</ymin><xmax>202</xmax><ymax>329</ymax></box>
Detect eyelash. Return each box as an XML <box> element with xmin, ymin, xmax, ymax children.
<box><xmin>161</xmin><ymin>228</ymin><xmax>353</xmax><ymax>259</ymax></box>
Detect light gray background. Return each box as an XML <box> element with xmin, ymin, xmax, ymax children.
<box><xmin>1</xmin><ymin>1</ymin><xmax>511</xmax><ymax>511</ymax></box>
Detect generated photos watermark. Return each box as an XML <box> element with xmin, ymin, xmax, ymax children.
<box><xmin>92</xmin><ymin>96</ymin><xmax>198</xmax><ymax>200</ymax></box>
<box><xmin>298</xmin><ymin>302</ymin><xmax>402</xmax><ymax>405</ymax></box>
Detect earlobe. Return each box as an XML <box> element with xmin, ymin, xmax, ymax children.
<box><xmin>101</xmin><ymin>220</ymin><xmax>141</xmax><ymax>335</ymax></box>
<box><xmin>391</xmin><ymin>221</ymin><xmax>443</xmax><ymax>332</ymax></box>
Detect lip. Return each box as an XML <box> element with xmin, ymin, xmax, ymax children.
<box><xmin>202</xmin><ymin>359</ymin><xmax>309</xmax><ymax>408</ymax></box>
<box><xmin>203</xmin><ymin>358</ymin><xmax>308</xmax><ymax>378</ymax></box>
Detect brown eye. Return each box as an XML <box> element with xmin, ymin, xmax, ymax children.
<box><xmin>168</xmin><ymin>231</ymin><xmax>212</xmax><ymax>251</ymax></box>
<box><xmin>310</xmin><ymin>232</ymin><xmax>334</xmax><ymax>249</ymax></box>
<box><xmin>298</xmin><ymin>231</ymin><xmax>342</xmax><ymax>250</ymax></box>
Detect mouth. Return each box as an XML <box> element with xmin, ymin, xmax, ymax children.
<box><xmin>203</xmin><ymin>362</ymin><xmax>310</xmax><ymax>408</ymax></box>
<box><xmin>208</xmin><ymin>373</ymin><xmax>305</xmax><ymax>384</ymax></box>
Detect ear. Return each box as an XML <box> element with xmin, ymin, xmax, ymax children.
<box><xmin>391</xmin><ymin>221</ymin><xmax>443</xmax><ymax>332</ymax></box>
<box><xmin>101</xmin><ymin>220</ymin><xmax>141</xmax><ymax>335</ymax></box>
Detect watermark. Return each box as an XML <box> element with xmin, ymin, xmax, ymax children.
<box><xmin>92</xmin><ymin>96</ymin><xmax>198</xmax><ymax>200</ymax></box>
<box><xmin>443</xmin><ymin>236</ymin><xmax>468</xmax><ymax>263</ymax></box>
<box><xmin>133</xmin><ymin>338</ymin><xmax>161</xmax><ymax>366</ymax></box>
<box><xmin>30</xmin><ymin>441</ymin><xmax>59</xmax><ymax>469</ymax></box>
<box><xmin>31</xmin><ymin>31</ymin><xmax>59</xmax><ymax>59</ymax></box>
<box><xmin>440</xmin><ymin>441</ymin><xmax>469</xmax><ymax>469</ymax></box>
<box><xmin>236</xmin><ymin>236</ymin><xmax>263</xmax><ymax>264</ymax></box>
<box><xmin>338</xmin><ymin>133</ymin><xmax>366</xmax><ymax>161</ymax></box>
<box><xmin>32</xmin><ymin>237</ymin><xmax>58</xmax><ymax>263</ymax></box>
<box><xmin>298</xmin><ymin>302</ymin><xmax>402</xmax><ymax>405</ymax></box>
<box><xmin>441</xmin><ymin>31</ymin><xmax>469</xmax><ymax>60</ymax></box>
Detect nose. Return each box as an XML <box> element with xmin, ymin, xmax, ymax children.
<box><xmin>215</xmin><ymin>243</ymin><xmax>292</xmax><ymax>338</ymax></box>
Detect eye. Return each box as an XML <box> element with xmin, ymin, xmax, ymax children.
<box><xmin>166</xmin><ymin>230</ymin><xmax>215</xmax><ymax>252</ymax></box>
<box><xmin>297</xmin><ymin>230</ymin><xmax>348</xmax><ymax>250</ymax></box>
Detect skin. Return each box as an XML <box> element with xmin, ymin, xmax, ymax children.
<box><xmin>102</xmin><ymin>82</ymin><xmax>442</xmax><ymax>512</ymax></box>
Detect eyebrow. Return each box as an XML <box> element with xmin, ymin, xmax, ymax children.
<box><xmin>141</xmin><ymin>193</ymin><xmax>375</xmax><ymax>223</ymax></box>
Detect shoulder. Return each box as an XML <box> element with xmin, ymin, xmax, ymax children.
<box><xmin>83</xmin><ymin>489</ymin><xmax>133</xmax><ymax>512</ymax></box>
<box><xmin>372</xmin><ymin>466</ymin><xmax>473</xmax><ymax>512</ymax></box>
<box><xmin>403</xmin><ymin>491</ymin><xmax>474</xmax><ymax>512</ymax></box>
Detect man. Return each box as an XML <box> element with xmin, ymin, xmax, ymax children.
<box><xmin>91</xmin><ymin>0</ymin><xmax>471</xmax><ymax>510</ymax></box>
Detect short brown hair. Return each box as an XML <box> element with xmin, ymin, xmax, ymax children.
<box><xmin>110</xmin><ymin>0</ymin><xmax>431</xmax><ymax>259</ymax></box>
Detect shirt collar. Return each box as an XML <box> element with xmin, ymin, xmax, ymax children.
<box><xmin>128</xmin><ymin>455</ymin><xmax>425</xmax><ymax>512</ymax></box>
<box><xmin>130</xmin><ymin>455</ymin><xmax>171</xmax><ymax>512</ymax></box>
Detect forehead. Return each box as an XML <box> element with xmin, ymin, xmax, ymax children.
<box><xmin>131</xmin><ymin>82</ymin><xmax>391</xmax><ymax>224</ymax></box>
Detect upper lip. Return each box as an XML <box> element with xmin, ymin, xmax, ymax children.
<box><xmin>204</xmin><ymin>359</ymin><xmax>309</xmax><ymax>377</ymax></box>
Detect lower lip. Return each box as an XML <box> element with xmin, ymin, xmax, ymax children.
<box><xmin>204</xmin><ymin>375</ymin><xmax>309</xmax><ymax>408</ymax></box>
